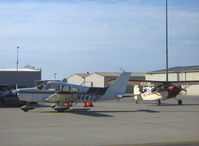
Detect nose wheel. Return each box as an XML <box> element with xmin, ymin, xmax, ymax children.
<box><xmin>178</xmin><ymin>99</ymin><xmax>182</xmax><ymax>105</ymax></box>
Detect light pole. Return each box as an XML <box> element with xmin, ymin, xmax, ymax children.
<box><xmin>16</xmin><ymin>46</ymin><xmax>19</xmax><ymax>88</ymax></box>
<box><xmin>17</xmin><ymin>46</ymin><xmax>19</xmax><ymax>72</ymax></box>
<box><xmin>54</xmin><ymin>73</ymin><xmax>57</xmax><ymax>80</ymax></box>
<box><xmin>166</xmin><ymin>0</ymin><xmax>169</xmax><ymax>82</ymax></box>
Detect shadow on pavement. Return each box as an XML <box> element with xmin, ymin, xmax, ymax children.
<box><xmin>37</xmin><ymin>108</ymin><xmax>160</xmax><ymax>117</ymax></box>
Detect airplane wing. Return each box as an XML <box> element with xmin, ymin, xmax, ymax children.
<box><xmin>129</xmin><ymin>80</ymin><xmax>164</xmax><ymax>86</ymax></box>
<box><xmin>168</xmin><ymin>80</ymin><xmax>199</xmax><ymax>86</ymax></box>
<box><xmin>107</xmin><ymin>79</ymin><xmax>165</xmax><ymax>86</ymax></box>
<box><xmin>46</xmin><ymin>91</ymin><xmax>79</xmax><ymax>103</ymax></box>
<box><xmin>128</xmin><ymin>80</ymin><xmax>199</xmax><ymax>86</ymax></box>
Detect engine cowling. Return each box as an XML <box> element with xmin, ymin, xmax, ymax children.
<box><xmin>166</xmin><ymin>85</ymin><xmax>181</xmax><ymax>98</ymax></box>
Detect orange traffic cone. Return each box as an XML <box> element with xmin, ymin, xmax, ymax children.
<box><xmin>64</xmin><ymin>103</ymin><xmax>70</xmax><ymax>106</ymax></box>
<box><xmin>83</xmin><ymin>102</ymin><xmax>88</xmax><ymax>107</ymax></box>
<box><xmin>87</xmin><ymin>101</ymin><xmax>94</xmax><ymax>107</ymax></box>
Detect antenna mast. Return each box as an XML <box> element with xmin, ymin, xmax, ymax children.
<box><xmin>16</xmin><ymin>46</ymin><xmax>19</xmax><ymax>88</ymax></box>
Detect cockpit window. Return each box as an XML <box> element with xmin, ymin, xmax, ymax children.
<box><xmin>62</xmin><ymin>86</ymin><xmax>79</xmax><ymax>92</ymax></box>
<box><xmin>46</xmin><ymin>84</ymin><xmax>59</xmax><ymax>91</ymax></box>
<box><xmin>36</xmin><ymin>83</ymin><xmax>46</xmax><ymax>90</ymax></box>
<box><xmin>36</xmin><ymin>82</ymin><xmax>80</xmax><ymax>92</ymax></box>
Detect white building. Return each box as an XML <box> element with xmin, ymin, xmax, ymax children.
<box><xmin>146</xmin><ymin>65</ymin><xmax>199</xmax><ymax>96</ymax></box>
<box><xmin>66</xmin><ymin>73</ymin><xmax>88</xmax><ymax>86</ymax></box>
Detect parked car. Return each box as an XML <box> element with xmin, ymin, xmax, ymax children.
<box><xmin>0</xmin><ymin>84</ymin><xmax>25</xmax><ymax>107</ymax></box>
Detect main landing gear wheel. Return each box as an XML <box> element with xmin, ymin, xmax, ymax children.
<box><xmin>21</xmin><ymin>105</ymin><xmax>35</xmax><ymax>112</ymax></box>
<box><xmin>23</xmin><ymin>109</ymin><xmax>29</xmax><ymax>112</ymax></box>
<box><xmin>56</xmin><ymin>109</ymin><xmax>65</xmax><ymax>112</ymax></box>
<box><xmin>54</xmin><ymin>106</ymin><xmax>70</xmax><ymax>112</ymax></box>
<box><xmin>156</xmin><ymin>100</ymin><xmax>161</xmax><ymax>105</ymax></box>
<box><xmin>178</xmin><ymin>99</ymin><xmax>182</xmax><ymax>105</ymax></box>
<box><xmin>136</xmin><ymin>100</ymin><xmax>139</xmax><ymax>104</ymax></box>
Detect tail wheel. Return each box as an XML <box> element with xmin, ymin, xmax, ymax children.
<box><xmin>156</xmin><ymin>100</ymin><xmax>161</xmax><ymax>105</ymax></box>
<box><xmin>178</xmin><ymin>99</ymin><xmax>182</xmax><ymax>105</ymax></box>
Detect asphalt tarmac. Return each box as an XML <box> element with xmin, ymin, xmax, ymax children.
<box><xmin>0</xmin><ymin>96</ymin><xmax>199</xmax><ymax>146</ymax></box>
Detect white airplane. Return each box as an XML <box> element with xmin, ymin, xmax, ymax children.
<box><xmin>131</xmin><ymin>80</ymin><xmax>199</xmax><ymax>105</ymax></box>
<box><xmin>14</xmin><ymin>72</ymin><xmax>130</xmax><ymax>112</ymax></box>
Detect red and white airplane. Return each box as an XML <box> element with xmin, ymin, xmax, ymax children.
<box><xmin>131</xmin><ymin>80</ymin><xmax>199</xmax><ymax>105</ymax></box>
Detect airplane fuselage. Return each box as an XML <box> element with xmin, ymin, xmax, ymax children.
<box><xmin>141</xmin><ymin>85</ymin><xmax>181</xmax><ymax>100</ymax></box>
<box><xmin>16</xmin><ymin>88</ymin><xmax>107</xmax><ymax>103</ymax></box>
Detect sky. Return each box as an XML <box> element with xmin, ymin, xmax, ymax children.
<box><xmin>0</xmin><ymin>0</ymin><xmax>199</xmax><ymax>80</ymax></box>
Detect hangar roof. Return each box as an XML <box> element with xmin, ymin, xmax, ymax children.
<box><xmin>0</xmin><ymin>68</ymin><xmax>41</xmax><ymax>72</ymax></box>
<box><xmin>66</xmin><ymin>73</ymin><xmax>88</xmax><ymax>79</ymax></box>
<box><xmin>90</xmin><ymin>72</ymin><xmax>145</xmax><ymax>77</ymax></box>
<box><xmin>66</xmin><ymin>72</ymin><xmax>145</xmax><ymax>79</ymax></box>
<box><xmin>147</xmin><ymin>65</ymin><xmax>199</xmax><ymax>74</ymax></box>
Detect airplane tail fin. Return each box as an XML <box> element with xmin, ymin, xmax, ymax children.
<box><xmin>102</xmin><ymin>72</ymin><xmax>131</xmax><ymax>100</ymax></box>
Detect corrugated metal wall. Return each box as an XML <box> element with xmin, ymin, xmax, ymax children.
<box><xmin>0</xmin><ymin>71</ymin><xmax>41</xmax><ymax>88</ymax></box>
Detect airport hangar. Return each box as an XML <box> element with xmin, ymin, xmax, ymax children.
<box><xmin>145</xmin><ymin>65</ymin><xmax>199</xmax><ymax>96</ymax></box>
<box><xmin>65</xmin><ymin>65</ymin><xmax>199</xmax><ymax>95</ymax></box>
<box><xmin>64</xmin><ymin>72</ymin><xmax>145</xmax><ymax>93</ymax></box>
<box><xmin>0</xmin><ymin>67</ymin><xmax>41</xmax><ymax>88</ymax></box>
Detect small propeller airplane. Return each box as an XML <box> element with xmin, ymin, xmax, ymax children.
<box><xmin>131</xmin><ymin>80</ymin><xmax>199</xmax><ymax>105</ymax></box>
<box><xmin>13</xmin><ymin>72</ymin><xmax>130</xmax><ymax>112</ymax></box>
<box><xmin>106</xmin><ymin>77</ymin><xmax>199</xmax><ymax>105</ymax></box>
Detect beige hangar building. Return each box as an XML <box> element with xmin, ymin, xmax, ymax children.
<box><xmin>146</xmin><ymin>65</ymin><xmax>199</xmax><ymax>96</ymax></box>
<box><xmin>65</xmin><ymin>72</ymin><xmax>145</xmax><ymax>93</ymax></box>
<box><xmin>64</xmin><ymin>65</ymin><xmax>199</xmax><ymax>95</ymax></box>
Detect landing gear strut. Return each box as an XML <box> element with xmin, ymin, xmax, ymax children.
<box><xmin>156</xmin><ymin>100</ymin><xmax>161</xmax><ymax>105</ymax></box>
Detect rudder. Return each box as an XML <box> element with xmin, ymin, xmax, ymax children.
<box><xmin>102</xmin><ymin>72</ymin><xmax>131</xmax><ymax>100</ymax></box>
